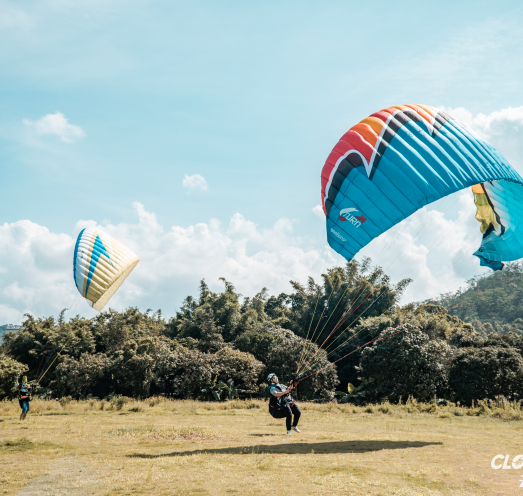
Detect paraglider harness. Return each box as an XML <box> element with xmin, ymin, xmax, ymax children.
<box><xmin>19</xmin><ymin>383</ymin><xmax>33</xmax><ymax>409</ymax></box>
<box><xmin>268</xmin><ymin>375</ymin><xmax>297</xmax><ymax>419</ymax></box>
<box><xmin>268</xmin><ymin>391</ymin><xmax>287</xmax><ymax>419</ymax></box>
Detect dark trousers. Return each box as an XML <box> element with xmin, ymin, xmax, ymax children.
<box><xmin>283</xmin><ymin>403</ymin><xmax>301</xmax><ymax>431</ymax></box>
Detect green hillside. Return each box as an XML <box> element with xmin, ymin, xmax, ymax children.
<box><xmin>431</xmin><ymin>262</ymin><xmax>523</xmax><ymax>335</ymax></box>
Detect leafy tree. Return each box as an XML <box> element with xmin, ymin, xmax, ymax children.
<box><xmin>233</xmin><ymin>325</ymin><xmax>284</xmax><ymax>362</ymax></box>
<box><xmin>152</xmin><ymin>345</ymin><xmax>263</xmax><ymax>399</ymax></box>
<box><xmin>358</xmin><ymin>325</ymin><xmax>450</xmax><ymax>402</ymax></box>
<box><xmin>169</xmin><ymin>279</ymin><xmax>243</xmax><ymax>342</ymax></box>
<box><xmin>214</xmin><ymin>278</ymin><xmax>243</xmax><ymax>341</ymax></box>
<box><xmin>53</xmin><ymin>353</ymin><xmax>111</xmax><ymax>398</ymax></box>
<box><xmin>210</xmin><ymin>347</ymin><xmax>263</xmax><ymax>392</ymax></box>
<box><xmin>153</xmin><ymin>347</ymin><xmax>214</xmax><ymax>399</ymax></box>
<box><xmin>334</xmin><ymin>304</ymin><xmax>472</xmax><ymax>388</ymax></box>
<box><xmin>196</xmin><ymin>305</ymin><xmax>226</xmax><ymax>353</ymax></box>
<box><xmin>0</xmin><ymin>355</ymin><xmax>28</xmax><ymax>399</ymax></box>
<box><xmin>263</xmin><ymin>260</ymin><xmax>410</xmax><ymax>344</ymax></box>
<box><xmin>448</xmin><ymin>346</ymin><xmax>523</xmax><ymax>405</ymax></box>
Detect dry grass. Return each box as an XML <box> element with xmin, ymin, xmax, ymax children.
<box><xmin>1</xmin><ymin>397</ymin><xmax>522</xmax><ymax>495</ymax></box>
<box><xmin>110</xmin><ymin>426</ymin><xmax>220</xmax><ymax>441</ymax></box>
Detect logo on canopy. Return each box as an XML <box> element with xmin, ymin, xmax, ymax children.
<box><xmin>339</xmin><ymin>208</ymin><xmax>367</xmax><ymax>228</ymax></box>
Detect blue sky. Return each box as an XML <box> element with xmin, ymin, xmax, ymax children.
<box><xmin>2</xmin><ymin>0</ymin><xmax>523</xmax><ymax>321</ymax></box>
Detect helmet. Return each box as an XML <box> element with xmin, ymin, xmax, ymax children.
<box><xmin>267</xmin><ymin>373</ymin><xmax>276</xmax><ymax>383</ymax></box>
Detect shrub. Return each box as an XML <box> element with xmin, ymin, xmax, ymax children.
<box><xmin>358</xmin><ymin>325</ymin><xmax>450</xmax><ymax>403</ymax></box>
<box><xmin>153</xmin><ymin>347</ymin><xmax>214</xmax><ymax>398</ymax></box>
<box><xmin>111</xmin><ymin>396</ymin><xmax>131</xmax><ymax>411</ymax></box>
<box><xmin>234</xmin><ymin>329</ymin><xmax>284</xmax><ymax>363</ymax></box>
<box><xmin>0</xmin><ymin>355</ymin><xmax>28</xmax><ymax>399</ymax></box>
<box><xmin>211</xmin><ymin>347</ymin><xmax>263</xmax><ymax>392</ymax></box>
<box><xmin>448</xmin><ymin>346</ymin><xmax>523</xmax><ymax>405</ymax></box>
<box><xmin>53</xmin><ymin>353</ymin><xmax>111</xmax><ymax>398</ymax></box>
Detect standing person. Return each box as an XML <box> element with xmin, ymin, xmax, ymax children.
<box><xmin>268</xmin><ymin>373</ymin><xmax>301</xmax><ymax>435</ymax></box>
<box><xmin>19</xmin><ymin>377</ymin><xmax>31</xmax><ymax>421</ymax></box>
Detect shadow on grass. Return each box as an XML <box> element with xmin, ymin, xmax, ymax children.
<box><xmin>129</xmin><ymin>440</ymin><xmax>442</xmax><ymax>458</ymax></box>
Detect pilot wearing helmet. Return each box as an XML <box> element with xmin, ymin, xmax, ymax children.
<box><xmin>267</xmin><ymin>373</ymin><xmax>301</xmax><ymax>435</ymax></box>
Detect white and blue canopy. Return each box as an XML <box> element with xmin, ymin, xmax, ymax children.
<box><xmin>73</xmin><ymin>228</ymin><xmax>139</xmax><ymax>311</ymax></box>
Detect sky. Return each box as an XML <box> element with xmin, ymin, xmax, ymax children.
<box><xmin>1</xmin><ymin>0</ymin><xmax>523</xmax><ymax>323</ymax></box>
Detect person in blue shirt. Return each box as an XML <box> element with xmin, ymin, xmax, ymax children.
<box><xmin>268</xmin><ymin>373</ymin><xmax>301</xmax><ymax>435</ymax></box>
<box><xmin>19</xmin><ymin>378</ymin><xmax>31</xmax><ymax>421</ymax></box>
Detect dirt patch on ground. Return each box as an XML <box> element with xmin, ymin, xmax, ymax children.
<box><xmin>16</xmin><ymin>459</ymin><xmax>102</xmax><ymax>496</ymax></box>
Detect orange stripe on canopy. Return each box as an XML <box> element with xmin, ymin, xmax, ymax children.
<box><xmin>351</xmin><ymin>123</ymin><xmax>378</xmax><ymax>148</ymax></box>
<box><xmin>360</xmin><ymin>116</ymin><xmax>385</xmax><ymax>137</ymax></box>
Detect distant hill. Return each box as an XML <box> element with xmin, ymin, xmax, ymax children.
<box><xmin>0</xmin><ymin>324</ymin><xmax>21</xmax><ymax>343</ymax></box>
<box><xmin>429</xmin><ymin>262</ymin><xmax>523</xmax><ymax>336</ymax></box>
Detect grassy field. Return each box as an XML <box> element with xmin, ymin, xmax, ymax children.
<box><xmin>1</xmin><ymin>397</ymin><xmax>522</xmax><ymax>496</ymax></box>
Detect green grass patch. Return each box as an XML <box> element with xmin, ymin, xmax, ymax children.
<box><xmin>0</xmin><ymin>437</ymin><xmax>59</xmax><ymax>451</ymax></box>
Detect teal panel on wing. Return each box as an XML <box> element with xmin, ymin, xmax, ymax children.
<box><xmin>474</xmin><ymin>180</ymin><xmax>523</xmax><ymax>264</ymax></box>
<box><xmin>85</xmin><ymin>235</ymin><xmax>112</xmax><ymax>295</ymax></box>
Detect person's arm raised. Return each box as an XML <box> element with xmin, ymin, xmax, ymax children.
<box><xmin>272</xmin><ymin>386</ymin><xmax>293</xmax><ymax>397</ymax></box>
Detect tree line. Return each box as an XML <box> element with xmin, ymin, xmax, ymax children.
<box><xmin>1</xmin><ymin>259</ymin><xmax>523</xmax><ymax>406</ymax></box>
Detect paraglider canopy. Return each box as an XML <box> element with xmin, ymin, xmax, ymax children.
<box><xmin>321</xmin><ymin>104</ymin><xmax>523</xmax><ymax>270</ymax></box>
<box><xmin>73</xmin><ymin>228</ymin><xmax>139</xmax><ymax>311</ymax></box>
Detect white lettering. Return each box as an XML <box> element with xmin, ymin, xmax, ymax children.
<box><xmin>330</xmin><ymin>228</ymin><xmax>346</xmax><ymax>242</ymax></box>
<box><xmin>491</xmin><ymin>455</ymin><xmax>504</xmax><ymax>469</ymax></box>
<box><xmin>340</xmin><ymin>213</ymin><xmax>362</xmax><ymax>228</ymax></box>
<box><xmin>491</xmin><ymin>454</ymin><xmax>523</xmax><ymax>471</ymax></box>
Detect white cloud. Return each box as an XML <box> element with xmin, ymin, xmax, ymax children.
<box><xmin>0</xmin><ymin>204</ymin><xmax>337</xmax><ymax>323</ymax></box>
<box><xmin>443</xmin><ymin>105</ymin><xmax>523</xmax><ymax>175</ymax></box>
<box><xmin>445</xmin><ymin>106</ymin><xmax>523</xmax><ymax>139</ymax></box>
<box><xmin>183</xmin><ymin>173</ymin><xmax>208</xmax><ymax>192</ymax></box>
<box><xmin>312</xmin><ymin>204</ymin><xmax>324</xmax><ymax>218</ymax></box>
<box><xmin>0</xmin><ymin>304</ymin><xmax>24</xmax><ymax>324</ymax></box>
<box><xmin>359</xmin><ymin>190</ymin><xmax>490</xmax><ymax>303</ymax></box>
<box><xmin>0</xmin><ymin>219</ymin><xmax>75</xmax><ymax>323</ymax></box>
<box><xmin>23</xmin><ymin>111</ymin><xmax>86</xmax><ymax>142</ymax></box>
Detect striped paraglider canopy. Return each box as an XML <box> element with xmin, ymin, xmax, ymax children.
<box><xmin>73</xmin><ymin>228</ymin><xmax>140</xmax><ymax>311</ymax></box>
<box><xmin>321</xmin><ymin>104</ymin><xmax>523</xmax><ymax>270</ymax></box>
